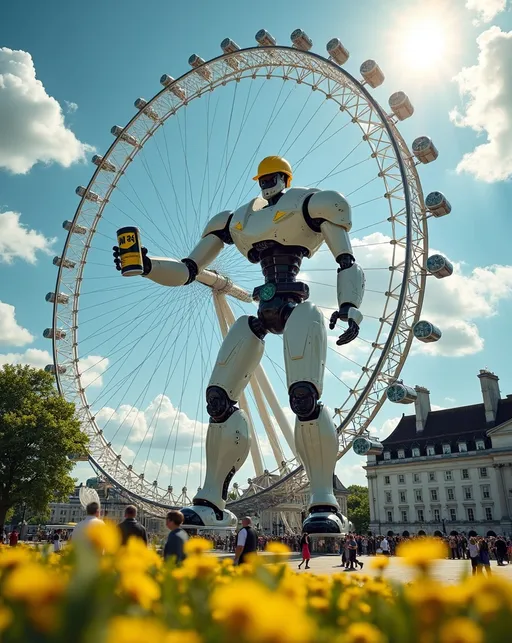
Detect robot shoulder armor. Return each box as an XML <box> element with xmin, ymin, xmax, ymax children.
<box><xmin>201</xmin><ymin>210</ymin><xmax>233</xmax><ymax>239</ymax></box>
<box><xmin>307</xmin><ymin>190</ymin><xmax>352</xmax><ymax>231</ymax></box>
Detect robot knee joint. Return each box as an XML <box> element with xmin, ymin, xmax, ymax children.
<box><xmin>289</xmin><ymin>382</ymin><xmax>320</xmax><ymax>421</ymax></box>
<box><xmin>206</xmin><ymin>386</ymin><xmax>237</xmax><ymax>423</ymax></box>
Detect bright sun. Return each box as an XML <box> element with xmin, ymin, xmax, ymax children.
<box><xmin>402</xmin><ymin>18</ymin><xmax>448</xmax><ymax>70</ymax></box>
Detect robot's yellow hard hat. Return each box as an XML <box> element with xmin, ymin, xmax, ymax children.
<box><xmin>253</xmin><ymin>156</ymin><xmax>293</xmax><ymax>186</ymax></box>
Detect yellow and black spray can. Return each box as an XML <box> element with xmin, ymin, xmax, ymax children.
<box><xmin>116</xmin><ymin>226</ymin><xmax>144</xmax><ymax>276</ymax></box>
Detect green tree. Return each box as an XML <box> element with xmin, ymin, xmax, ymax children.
<box><xmin>347</xmin><ymin>484</ymin><xmax>370</xmax><ymax>533</ymax></box>
<box><xmin>0</xmin><ymin>365</ymin><xmax>88</xmax><ymax>532</ymax></box>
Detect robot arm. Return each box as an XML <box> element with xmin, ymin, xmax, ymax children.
<box><xmin>127</xmin><ymin>211</ymin><xmax>233</xmax><ymax>287</ymax></box>
<box><xmin>306</xmin><ymin>190</ymin><xmax>365</xmax><ymax>345</ymax></box>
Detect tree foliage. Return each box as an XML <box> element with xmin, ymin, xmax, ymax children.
<box><xmin>347</xmin><ymin>484</ymin><xmax>370</xmax><ymax>533</ymax></box>
<box><xmin>0</xmin><ymin>365</ymin><xmax>88</xmax><ymax>530</ymax></box>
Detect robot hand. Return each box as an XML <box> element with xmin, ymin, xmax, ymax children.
<box><xmin>112</xmin><ymin>246</ymin><xmax>152</xmax><ymax>275</ymax></box>
<box><xmin>329</xmin><ymin>305</ymin><xmax>363</xmax><ymax>346</ymax></box>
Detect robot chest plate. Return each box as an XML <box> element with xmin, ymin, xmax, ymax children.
<box><xmin>230</xmin><ymin>192</ymin><xmax>322</xmax><ymax>257</ymax></box>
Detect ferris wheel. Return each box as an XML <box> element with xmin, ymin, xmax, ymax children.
<box><xmin>46</xmin><ymin>29</ymin><xmax>452</xmax><ymax>518</ymax></box>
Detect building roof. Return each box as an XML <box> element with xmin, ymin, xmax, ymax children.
<box><xmin>333</xmin><ymin>475</ymin><xmax>348</xmax><ymax>493</ymax></box>
<box><xmin>382</xmin><ymin>396</ymin><xmax>512</xmax><ymax>447</ymax></box>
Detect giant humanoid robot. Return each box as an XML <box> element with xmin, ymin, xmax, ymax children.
<box><xmin>114</xmin><ymin>156</ymin><xmax>365</xmax><ymax>534</ymax></box>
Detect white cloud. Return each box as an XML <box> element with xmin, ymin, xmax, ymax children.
<box><xmin>340</xmin><ymin>369</ymin><xmax>360</xmax><ymax>383</ymax></box>
<box><xmin>0</xmin><ymin>347</ymin><xmax>47</xmax><ymax>367</ymax></box>
<box><xmin>0</xmin><ymin>47</ymin><xmax>94</xmax><ymax>174</ymax></box>
<box><xmin>64</xmin><ymin>100</ymin><xmax>78</xmax><ymax>114</ymax></box>
<box><xmin>335</xmin><ymin>462</ymin><xmax>367</xmax><ymax>486</ymax></box>
<box><xmin>465</xmin><ymin>0</ymin><xmax>506</xmax><ymax>24</ymax></box>
<box><xmin>78</xmin><ymin>355</ymin><xmax>109</xmax><ymax>388</ymax></box>
<box><xmin>450</xmin><ymin>27</ymin><xmax>512</xmax><ymax>181</ymax></box>
<box><xmin>0</xmin><ymin>210</ymin><xmax>55</xmax><ymax>264</ymax></box>
<box><xmin>0</xmin><ymin>301</ymin><xmax>33</xmax><ymax>346</ymax></box>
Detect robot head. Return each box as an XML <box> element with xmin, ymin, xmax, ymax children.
<box><xmin>253</xmin><ymin>156</ymin><xmax>293</xmax><ymax>200</ymax></box>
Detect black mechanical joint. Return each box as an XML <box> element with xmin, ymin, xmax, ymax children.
<box><xmin>206</xmin><ymin>386</ymin><xmax>237</xmax><ymax>423</ymax></box>
<box><xmin>336</xmin><ymin>253</ymin><xmax>355</xmax><ymax>272</ymax></box>
<box><xmin>181</xmin><ymin>258</ymin><xmax>199</xmax><ymax>285</ymax></box>
<box><xmin>289</xmin><ymin>382</ymin><xmax>321</xmax><ymax>421</ymax></box>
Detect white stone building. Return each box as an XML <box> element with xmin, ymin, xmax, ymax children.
<box><xmin>365</xmin><ymin>370</ymin><xmax>512</xmax><ymax>537</ymax></box>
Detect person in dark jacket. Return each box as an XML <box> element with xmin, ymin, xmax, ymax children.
<box><xmin>118</xmin><ymin>506</ymin><xmax>148</xmax><ymax>545</ymax></box>
<box><xmin>234</xmin><ymin>517</ymin><xmax>257</xmax><ymax>565</ymax></box>
<box><xmin>163</xmin><ymin>510</ymin><xmax>189</xmax><ymax>563</ymax></box>
<box><xmin>495</xmin><ymin>537</ymin><xmax>508</xmax><ymax>566</ymax></box>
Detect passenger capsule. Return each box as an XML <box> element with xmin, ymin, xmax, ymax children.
<box><xmin>160</xmin><ymin>75</ymin><xmax>187</xmax><ymax>100</ymax></box>
<box><xmin>221</xmin><ymin>38</ymin><xmax>240</xmax><ymax>54</ymax></box>
<box><xmin>413</xmin><ymin>320</ymin><xmax>442</xmax><ymax>343</ymax></box>
<box><xmin>134</xmin><ymin>98</ymin><xmax>159</xmax><ymax>121</ymax></box>
<box><xmin>43</xmin><ymin>328</ymin><xmax>66</xmax><ymax>340</ymax></box>
<box><xmin>291</xmin><ymin>29</ymin><xmax>313</xmax><ymax>51</ymax></box>
<box><xmin>45</xmin><ymin>292</ymin><xmax>69</xmax><ymax>305</ymax></box>
<box><xmin>426</xmin><ymin>254</ymin><xmax>453</xmax><ymax>279</ymax></box>
<box><xmin>386</xmin><ymin>382</ymin><xmax>417</xmax><ymax>404</ymax></box>
<box><xmin>53</xmin><ymin>256</ymin><xmax>76</xmax><ymax>269</ymax></box>
<box><xmin>425</xmin><ymin>191</ymin><xmax>451</xmax><ymax>217</ymax></box>
<box><xmin>45</xmin><ymin>364</ymin><xmax>67</xmax><ymax>375</ymax></box>
<box><xmin>188</xmin><ymin>54</ymin><xmax>211</xmax><ymax>80</ymax></box>
<box><xmin>360</xmin><ymin>59</ymin><xmax>384</xmax><ymax>88</ymax></box>
<box><xmin>412</xmin><ymin>136</ymin><xmax>438</xmax><ymax>163</ymax></box>
<box><xmin>255</xmin><ymin>29</ymin><xmax>276</xmax><ymax>47</ymax></box>
<box><xmin>92</xmin><ymin>155</ymin><xmax>116</xmax><ymax>172</ymax></box>
<box><xmin>389</xmin><ymin>91</ymin><xmax>414</xmax><ymax>121</ymax></box>
<box><xmin>352</xmin><ymin>437</ymin><xmax>384</xmax><ymax>456</ymax></box>
<box><xmin>62</xmin><ymin>220</ymin><xmax>87</xmax><ymax>235</ymax></box>
<box><xmin>326</xmin><ymin>38</ymin><xmax>350</xmax><ymax>65</ymax></box>
<box><xmin>75</xmin><ymin>186</ymin><xmax>100</xmax><ymax>202</ymax></box>
<box><xmin>111</xmin><ymin>126</ymin><xmax>139</xmax><ymax>146</ymax></box>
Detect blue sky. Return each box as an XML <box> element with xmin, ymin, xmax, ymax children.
<box><xmin>1</xmin><ymin>0</ymin><xmax>512</xmax><ymax>493</ymax></box>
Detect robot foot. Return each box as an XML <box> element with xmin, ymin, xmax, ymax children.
<box><xmin>181</xmin><ymin>504</ymin><xmax>238</xmax><ymax>530</ymax></box>
<box><xmin>302</xmin><ymin>508</ymin><xmax>346</xmax><ymax>536</ymax></box>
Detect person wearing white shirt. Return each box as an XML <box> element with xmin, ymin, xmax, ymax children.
<box><xmin>71</xmin><ymin>502</ymin><xmax>104</xmax><ymax>542</ymax></box>
<box><xmin>380</xmin><ymin>537</ymin><xmax>390</xmax><ymax>555</ymax></box>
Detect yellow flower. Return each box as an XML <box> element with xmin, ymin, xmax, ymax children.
<box><xmin>120</xmin><ymin>572</ymin><xmax>160</xmax><ymax>610</ymax></box>
<box><xmin>182</xmin><ymin>553</ymin><xmax>219</xmax><ymax>579</ymax></box>
<box><xmin>85</xmin><ymin>520</ymin><xmax>121</xmax><ymax>554</ymax></box>
<box><xmin>396</xmin><ymin>537</ymin><xmax>448</xmax><ymax>573</ymax></box>
<box><xmin>0</xmin><ymin>605</ymin><xmax>12</xmax><ymax>631</ymax></box>
<box><xmin>344</xmin><ymin>622</ymin><xmax>386</xmax><ymax>643</ymax></box>
<box><xmin>3</xmin><ymin>563</ymin><xmax>65</xmax><ymax>606</ymax></box>
<box><xmin>265</xmin><ymin>542</ymin><xmax>291</xmax><ymax>556</ymax></box>
<box><xmin>117</xmin><ymin>537</ymin><xmax>162</xmax><ymax>573</ymax></box>
<box><xmin>183</xmin><ymin>537</ymin><xmax>213</xmax><ymax>556</ymax></box>
<box><xmin>439</xmin><ymin>618</ymin><xmax>483</xmax><ymax>643</ymax></box>
<box><xmin>0</xmin><ymin>547</ymin><xmax>32</xmax><ymax>570</ymax></box>
<box><xmin>406</xmin><ymin>580</ymin><xmax>447</xmax><ymax>625</ymax></box>
<box><xmin>105</xmin><ymin>617</ymin><xmax>180</xmax><ymax>643</ymax></box>
<box><xmin>370</xmin><ymin>556</ymin><xmax>389</xmax><ymax>571</ymax></box>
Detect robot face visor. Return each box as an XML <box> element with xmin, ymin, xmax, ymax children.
<box><xmin>258</xmin><ymin>173</ymin><xmax>286</xmax><ymax>199</ymax></box>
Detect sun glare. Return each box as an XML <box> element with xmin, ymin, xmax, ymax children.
<box><xmin>402</xmin><ymin>18</ymin><xmax>448</xmax><ymax>70</ymax></box>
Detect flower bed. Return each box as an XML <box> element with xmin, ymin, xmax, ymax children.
<box><xmin>0</xmin><ymin>526</ymin><xmax>510</xmax><ymax>642</ymax></box>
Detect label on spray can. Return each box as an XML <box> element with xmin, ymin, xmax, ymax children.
<box><xmin>116</xmin><ymin>226</ymin><xmax>144</xmax><ymax>276</ymax></box>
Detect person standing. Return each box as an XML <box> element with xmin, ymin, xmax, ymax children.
<box><xmin>468</xmin><ymin>537</ymin><xmax>480</xmax><ymax>576</ymax></box>
<box><xmin>163</xmin><ymin>510</ymin><xmax>188</xmax><ymax>563</ymax></box>
<box><xmin>9</xmin><ymin>529</ymin><xmax>18</xmax><ymax>547</ymax></box>
<box><xmin>234</xmin><ymin>517</ymin><xmax>257</xmax><ymax>565</ymax></box>
<box><xmin>53</xmin><ymin>532</ymin><xmax>62</xmax><ymax>553</ymax></box>
<box><xmin>298</xmin><ymin>532</ymin><xmax>311</xmax><ymax>570</ymax></box>
<box><xmin>72</xmin><ymin>502</ymin><xmax>104</xmax><ymax>542</ymax></box>
<box><xmin>380</xmin><ymin>536</ymin><xmax>390</xmax><ymax>556</ymax></box>
<box><xmin>495</xmin><ymin>536</ymin><xmax>507</xmax><ymax>566</ymax></box>
<box><xmin>118</xmin><ymin>506</ymin><xmax>148</xmax><ymax>545</ymax></box>
<box><xmin>478</xmin><ymin>539</ymin><xmax>492</xmax><ymax>576</ymax></box>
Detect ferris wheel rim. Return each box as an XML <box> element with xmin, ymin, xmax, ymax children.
<box><xmin>51</xmin><ymin>44</ymin><xmax>427</xmax><ymax>509</ymax></box>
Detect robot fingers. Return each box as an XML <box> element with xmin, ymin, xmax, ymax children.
<box><xmin>328</xmin><ymin>310</ymin><xmax>340</xmax><ymax>330</ymax></box>
<box><xmin>336</xmin><ymin>318</ymin><xmax>360</xmax><ymax>345</ymax></box>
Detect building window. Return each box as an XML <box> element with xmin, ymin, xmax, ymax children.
<box><xmin>458</xmin><ymin>442</ymin><xmax>467</xmax><ymax>452</ymax></box>
<box><xmin>417</xmin><ymin>509</ymin><xmax>424</xmax><ymax>522</ymax></box>
<box><xmin>398</xmin><ymin>449</ymin><xmax>405</xmax><ymax>459</ymax></box>
<box><xmin>428</xmin><ymin>472</ymin><xmax>436</xmax><ymax>482</ymax></box>
<box><xmin>414</xmin><ymin>489</ymin><xmax>423</xmax><ymax>502</ymax></box>
<box><xmin>386</xmin><ymin>510</ymin><xmax>393</xmax><ymax>522</ymax></box>
<box><xmin>385</xmin><ymin>491</ymin><xmax>392</xmax><ymax>503</ymax></box>
<box><xmin>479</xmin><ymin>467</ymin><xmax>488</xmax><ymax>478</ymax></box>
<box><xmin>384</xmin><ymin>451</ymin><xmax>391</xmax><ymax>460</ymax></box>
<box><xmin>430</xmin><ymin>489</ymin><xmax>438</xmax><ymax>501</ymax></box>
<box><xmin>401</xmin><ymin>510</ymin><xmax>408</xmax><ymax>522</ymax></box>
<box><xmin>399</xmin><ymin>491</ymin><xmax>407</xmax><ymax>503</ymax></box>
<box><xmin>426</xmin><ymin>445</ymin><xmax>435</xmax><ymax>456</ymax></box>
<box><xmin>481</xmin><ymin>485</ymin><xmax>491</xmax><ymax>499</ymax></box>
<box><xmin>467</xmin><ymin>508</ymin><xmax>475</xmax><ymax>521</ymax></box>
<box><xmin>449</xmin><ymin>508</ymin><xmax>457</xmax><ymax>521</ymax></box>
<box><xmin>485</xmin><ymin>507</ymin><xmax>493</xmax><ymax>521</ymax></box>
<box><xmin>463</xmin><ymin>487</ymin><xmax>473</xmax><ymax>500</ymax></box>
<box><xmin>412</xmin><ymin>447</ymin><xmax>420</xmax><ymax>457</ymax></box>
<box><xmin>384</xmin><ymin>475</ymin><xmax>390</xmax><ymax>485</ymax></box>
<box><xmin>444</xmin><ymin>471</ymin><xmax>453</xmax><ymax>481</ymax></box>
<box><xmin>398</xmin><ymin>474</ymin><xmax>405</xmax><ymax>484</ymax></box>
<box><xmin>413</xmin><ymin>473</ymin><xmax>421</xmax><ymax>483</ymax></box>
<box><xmin>442</xmin><ymin>443</ymin><xmax>451</xmax><ymax>454</ymax></box>
<box><xmin>476</xmin><ymin>440</ymin><xmax>485</xmax><ymax>451</ymax></box>
<box><xmin>447</xmin><ymin>488</ymin><xmax>455</xmax><ymax>501</ymax></box>
<box><xmin>433</xmin><ymin>509</ymin><xmax>440</xmax><ymax>522</ymax></box>
<box><xmin>461</xmin><ymin>469</ymin><xmax>470</xmax><ymax>480</ymax></box>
